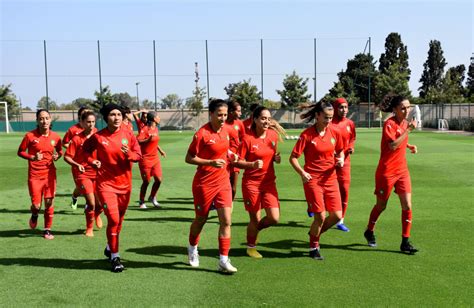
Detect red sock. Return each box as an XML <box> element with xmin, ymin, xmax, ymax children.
<box><xmin>85</xmin><ymin>208</ymin><xmax>94</xmax><ymax>229</ymax></box>
<box><xmin>189</xmin><ymin>233</ymin><xmax>200</xmax><ymax>246</ymax></box>
<box><xmin>44</xmin><ymin>206</ymin><xmax>54</xmax><ymax>229</ymax></box>
<box><xmin>367</xmin><ymin>205</ymin><xmax>383</xmax><ymax>231</ymax></box>
<box><xmin>218</xmin><ymin>237</ymin><xmax>231</xmax><ymax>256</ymax></box>
<box><xmin>257</xmin><ymin>218</ymin><xmax>272</xmax><ymax>231</ymax></box>
<box><xmin>402</xmin><ymin>209</ymin><xmax>412</xmax><ymax>238</ymax></box>
<box><xmin>247</xmin><ymin>234</ymin><xmax>257</xmax><ymax>247</ymax></box>
<box><xmin>309</xmin><ymin>234</ymin><xmax>320</xmax><ymax>249</ymax></box>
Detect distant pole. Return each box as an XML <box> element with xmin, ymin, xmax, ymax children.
<box><xmin>205</xmin><ymin>40</ymin><xmax>210</xmax><ymax>101</ymax></box>
<box><xmin>43</xmin><ymin>40</ymin><xmax>49</xmax><ymax>110</ymax></box>
<box><xmin>135</xmin><ymin>82</ymin><xmax>140</xmax><ymax>109</ymax></box>
<box><xmin>313</xmin><ymin>38</ymin><xmax>317</xmax><ymax>102</ymax></box>
<box><xmin>260</xmin><ymin>39</ymin><xmax>264</xmax><ymax>103</ymax></box>
<box><xmin>153</xmin><ymin>40</ymin><xmax>158</xmax><ymax>111</ymax></box>
<box><xmin>97</xmin><ymin>40</ymin><xmax>103</xmax><ymax>105</ymax></box>
<box><xmin>368</xmin><ymin>36</ymin><xmax>371</xmax><ymax>129</ymax></box>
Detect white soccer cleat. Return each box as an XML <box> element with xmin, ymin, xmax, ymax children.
<box><xmin>218</xmin><ymin>259</ymin><xmax>237</xmax><ymax>274</ymax></box>
<box><xmin>139</xmin><ymin>202</ymin><xmax>147</xmax><ymax>209</ymax></box>
<box><xmin>188</xmin><ymin>251</ymin><xmax>200</xmax><ymax>267</ymax></box>
<box><xmin>148</xmin><ymin>197</ymin><xmax>161</xmax><ymax>208</ymax></box>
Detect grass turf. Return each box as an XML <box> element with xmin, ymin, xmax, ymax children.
<box><xmin>0</xmin><ymin>129</ymin><xmax>472</xmax><ymax>306</ymax></box>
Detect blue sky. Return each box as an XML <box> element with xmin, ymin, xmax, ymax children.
<box><xmin>1</xmin><ymin>0</ymin><xmax>472</xmax><ymax>109</ymax></box>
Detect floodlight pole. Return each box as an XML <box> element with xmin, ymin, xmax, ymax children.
<box><xmin>205</xmin><ymin>40</ymin><xmax>210</xmax><ymax>101</ymax></box>
<box><xmin>0</xmin><ymin>102</ymin><xmax>9</xmax><ymax>133</ymax></box>
<box><xmin>313</xmin><ymin>38</ymin><xmax>317</xmax><ymax>102</ymax></box>
<box><xmin>260</xmin><ymin>39</ymin><xmax>264</xmax><ymax>103</ymax></box>
<box><xmin>135</xmin><ymin>82</ymin><xmax>140</xmax><ymax>109</ymax></box>
<box><xmin>43</xmin><ymin>40</ymin><xmax>49</xmax><ymax>110</ymax></box>
<box><xmin>153</xmin><ymin>40</ymin><xmax>158</xmax><ymax>111</ymax></box>
<box><xmin>368</xmin><ymin>36</ymin><xmax>372</xmax><ymax>129</ymax></box>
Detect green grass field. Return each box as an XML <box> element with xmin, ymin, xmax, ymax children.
<box><xmin>0</xmin><ymin>129</ymin><xmax>473</xmax><ymax>306</ymax></box>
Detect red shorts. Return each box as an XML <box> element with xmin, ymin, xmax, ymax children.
<box><xmin>97</xmin><ymin>190</ymin><xmax>131</xmax><ymax>214</ymax></box>
<box><xmin>192</xmin><ymin>179</ymin><xmax>232</xmax><ymax>217</ymax></box>
<box><xmin>303</xmin><ymin>177</ymin><xmax>341</xmax><ymax>213</ymax></box>
<box><xmin>74</xmin><ymin>177</ymin><xmax>96</xmax><ymax>195</ymax></box>
<box><xmin>28</xmin><ymin>175</ymin><xmax>56</xmax><ymax>205</ymax></box>
<box><xmin>375</xmin><ymin>171</ymin><xmax>411</xmax><ymax>201</ymax></box>
<box><xmin>336</xmin><ymin>163</ymin><xmax>351</xmax><ymax>183</ymax></box>
<box><xmin>139</xmin><ymin>161</ymin><xmax>162</xmax><ymax>182</ymax></box>
<box><xmin>242</xmin><ymin>182</ymin><xmax>279</xmax><ymax>212</ymax></box>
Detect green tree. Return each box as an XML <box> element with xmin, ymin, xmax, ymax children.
<box><xmin>445</xmin><ymin>65</ymin><xmax>466</xmax><ymax>96</ymax></box>
<box><xmin>224</xmin><ymin>79</ymin><xmax>262</xmax><ymax>111</ymax></box>
<box><xmin>161</xmin><ymin>93</ymin><xmax>183</xmax><ymax>109</ymax></box>
<box><xmin>276</xmin><ymin>71</ymin><xmax>312</xmax><ymax>108</ymax></box>
<box><xmin>0</xmin><ymin>84</ymin><xmax>21</xmax><ymax>119</ymax></box>
<box><xmin>262</xmin><ymin>99</ymin><xmax>281</xmax><ymax>109</ymax></box>
<box><xmin>71</xmin><ymin>98</ymin><xmax>94</xmax><ymax>109</ymax></box>
<box><xmin>426</xmin><ymin>69</ymin><xmax>466</xmax><ymax>104</ymax></box>
<box><xmin>337</xmin><ymin>53</ymin><xmax>378</xmax><ymax>103</ymax></box>
<box><xmin>419</xmin><ymin>40</ymin><xmax>446</xmax><ymax>99</ymax></box>
<box><xmin>37</xmin><ymin>96</ymin><xmax>59</xmax><ymax>110</ymax></box>
<box><xmin>374</xmin><ymin>63</ymin><xmax>411</xmax><ymax>104</ymax></box>
<box><xmin>323</xmin><ymin>77</ymin><xmax>359</xmax><ymax>105</ymax></box>
<box><xmin>378</xmin><ymin>32</ymin><xmax>411</xmax><ymax>79</ymax></box>
<box><xmin>186</xmin><ymin>86</ymin><xmax>206</xmax><ymax>116</ymax></box>
<box><xmin>92</xmin><ymin>86</ymin><xmax>116</xmax><ymax>113</ymax></box>
<box><xmin>141</xmin><ymin>99</ymin><xmax>156</xmax><ymax>110</ymax></box>
<box><xmin>466</xmin><ymin>57</ymin><xmax>474</xmax><ymax>98</ymax></box>
<box><xmin>112</xmin><ymin>92</ymin><xmax>135</xmax><ymax>109</ymax></box>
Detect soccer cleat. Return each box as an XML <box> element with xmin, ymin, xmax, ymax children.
<box><xmin>364</xmin><ymin>229</ymin><xmax>377</xmax><ymax>247</ymax></box>
<box><xmin>85</xmin><ymin>228</ymin><xmax>94</xmax><ymax>237</ymax></box>
<box><xmin>43</xmin><ymin>230</ymin><xmax>54</xmax><ymax>240</ymax></box>
<box><xmin>218</xmin><ymin>259</ymin><xmax>238</xmax><ymax>273</ymax></box>
<box><xmin>336</xmin><ymin>223</ymin><xmax>350</xmax><ymax>232</ymax></box>
<box><xmin>148</xmin><ymin>196</ymin><xmax>161</xmax><ymax>208</ymax></box>
<box><xmin>104</xmin><ymin>247</ymin><xmax>111</xmax><ymax>261</ymax></box>
<box><xmin>70</xmin><ymin>197</ymin><xmax>78</xmax><ymax>210</ymax></box>
<box><xmin>111</xmin><ymin>257</ymin><xmax>124</xmax><ymax>273</ymax></box>
<box><xmin>95</xmin><ymin>215</ymin><xmax>103</xmax><ymax>229</ymax></box>
<box><xmin>309</xmin><ymin>248</ymin><xmax>324</xmax><ymax>260</ymax></box>
<box><xmin>188</xmin><ymin>250</ymin><xmax>200</xmax><ymax>267</ymax></box>
<box><xmin>246</xmin><ymin>247</ymin><xmax>263</xmax><ymax>259</ymax></box>
<box><xmin>307</xmin><ymin>211</ymin><xmax>314</xmax><ymax>218</ymax></box>
<box><xmin>29</xmin><ymin>215</ymin><xmax>38</xmax><ymax>229</ymax></box>
<box><xmin>139</xmin><ymin>202</ymin><xmax>147</xmax><ymax>209</ymax></box>
<box><xmin>400</xmin><ymin>240</ymin><xmax>419</xmax><ymax>255</ymax></box>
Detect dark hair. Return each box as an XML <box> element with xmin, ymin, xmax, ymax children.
<box><xmin>146</xmin><ymin>111</ymin><xmax>157</xmax><ymax>125</ymax></box>
<box><xmin>100</xmin><ymin>103</ymin><xmax>123</xmax><ymax>121</ymax></box>
<box><xmin>80</xmin><ymin>110</ymin><xmax>96</xmax><ymax>122</ymax></box>
<box><xmin>77</xmin><ymin>106</ymin><xmax>89</xmax><ymax>118</ymax></box>
<box><xmin>227</xmin><ymin>100</ymin><xmax>241</xmax><ymax>114</ymax></box>
<box><xmin>380</xmin><ymin>93</ymin><xmax>408</xmax><ymax>112</ymax></box>
<box><xmin>300</xmin><ymin>101</ymin><xmax>334</xmax><ymax>123</ymax></box>
<box><xmin>121</xmin><ymin>106</ymin><xmax>131</xmax><ymax>114</ymax></box>
<box><xmin>251</xmin><ymin>106</ymin><xmax>270</xmax><ymax>131</ymax></box>
<box><xmin>208</xmin><ymin>99</ymin><xmax>228</xmax><ymax>113</ymax></box>
<box><xmin>36</xmin><ymin>109</ymin><xmax>50</xmax><ymax>119</ymax></box>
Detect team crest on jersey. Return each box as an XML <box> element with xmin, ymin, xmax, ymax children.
<box><xmin>103</xmin><ymin>203</ymin><xmax>107</xmax><ymax>209</ymax></box>
<box><xmin>271</xmin><ymin>141</ymin><xmax>275</xmax><ymax>148</ymax></box>
<box><xmin>121</xmin><ymin>138</ymin><xmax>128</xmax><ymax>145</ymax></box>
<box><xmin>331</xmin><ymin>138</ymin><xmax>336</xmax><ymax>145</ymax></box>
<box><xmin>50</xmin><ymin>140</ymin><xmax>56</xmax><ymax>146</ymax></box>
<box><xmin>346</xmin><ymin>125</ymin><xmax>351</xmax><ymax>132</ymax></box>
<box><xmin>234</xmin><ymin>125</ymin><xmax>239</xmax><ymax>130</ymax></box>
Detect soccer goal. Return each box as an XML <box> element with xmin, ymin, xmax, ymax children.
<box><xmin>0</xmin><ymin>102</ymin><xmax>13</xmax><ymax>133</ymax></box>
<box><xmin>438</xmin><ymin>119</ymin><xmax>449</xmax><ymax>131</ymax></box>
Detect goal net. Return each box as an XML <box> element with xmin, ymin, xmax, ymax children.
<box><xmin>0</xmin><ymin>102</ymin><xmax>13</xmax><ymax>133</ymax></box>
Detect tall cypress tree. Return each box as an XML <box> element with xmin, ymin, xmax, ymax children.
<box><xmin>419</xmin><ymin>40</ymin><xmax>447</xmax><ymax>99</ymax></box>
<box><xmin>378</xmin><ymin>32</ymin><xmax>411</xmax><ymax>80</ymax></box>
<box><xmin>466</xmin><ymin>55</ymin><xmax>474</xmax><ymax>98</ymax></box>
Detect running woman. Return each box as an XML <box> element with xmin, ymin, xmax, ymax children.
<box><xmin>289</xmin><ymin>101</ymin><xmax>345</xmax><ymax>260</ymax></box>
<box><xmin>133</xmin><ymin>109</ymin><xmax>148</xmax><ymax>131</ymax></box>
<box><xmin>364</xmin><ymin>94</ymin><xmax>419</xmax><ymax>254</ymax></box>
<box><xmin>63</xmin><ymin>106</ymin><xmax>90</xmax><ymax>210</ymax></box>
<box><xmin>185</xmin><ymin>99</ymin><xmax>237</xmax><ymax>273</ymax></box>
<box><xmin>235</xmin><ymin>106</ymin><xmax>282</xmax><ymax>258</ymax></box>
<box><xmin>226</xmin><ymin>101</ymin><xmax>246</xmax><ymax>200</ymax></box>
<box><xmin>121</xmin><ymin>106</ymin><xmax>135</xmax><ymax>132</ymax></box>
<box><xmin>242</xmin><ymin>103</ymin><xmax>260</xmax><ymax>134</ymax></box>
<box><xmin>18</xmin><ymin>109</ymin><xmax>62</xmax><ymax>240</ymax></box>
<box><xmin>137</xmin><ymin>111</ymin><xmax>166</xmax><ymax>209</ymax></box>
<box><xmin>83</xmin><ymin>103</ymin><xmax>142</xmax><ymax>272</ymax></box>
<box><xmin>331</xmin><ymin>98</ymin><xmax>356</xmax><ymax>232</ymax></box>
<box><xmin>64</xmin><ymin>111</ymin><xmax>102</xmax><ymax>236</ymax></box>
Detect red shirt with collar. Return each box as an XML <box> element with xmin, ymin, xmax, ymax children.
<box><xmin>62</xmin><ymin>123</ymin><xmax>83</xmax><ymax>147</ymax></box>
<box><xmin>377</xmin><ymin>116</ymin><xmax>409</xmax><ymax>176</ymax></box>
<box><xmin>137</xmin><ymin>125</ymin><xmax>160</xmax><ymax>167</ymax></box>
<box><xmin>65</xmin><ymin>129</ymin><xmax>98</xmax><ymax>180</ymax></box>
<box><xmin>332</xmin><ymin>117</ymin><xmax>356</xmax><ymax>162</ymax></box>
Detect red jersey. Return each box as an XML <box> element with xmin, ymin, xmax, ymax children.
<box><xmin>137</xmin><ymin>125</ymin><xmax>160</xmax><ymax>167</ymax></box>
<box><xmin>187</xmin><ymin>123</ymin><xmax>231</xmax><ymax>186</ymax></box>
<box><xmin>83</xmin><ymin>127</ymin><xmax>141</xmax><ymax>193</ymax></box>
<box><xmin>18</xmin><ymin>129</ymin><xmax>62</xmax><ymax>179</ymax></box>
<box><xmin>376</xmin><ymin>116</ymin><xmax>409</xmax><ymax>176</ymax></box>
<box><xmin>238</xmin><ymin>129</ymin><xmax>278</xmax><ymax>187</ymax></box>
<box><xmin>121</xmin><ymin>121</ymin><xmax>134</xmax><ymax>133</ymax></box>
<box><xmin>65</xmin><ymin>129</ymin><xmax>98</xmax><ymax>180</ymax></box>
<box><xmin>62</xmin><ymin>123</ymin><xmax>83</xmax><ymax>147</ymax></box>
<box><xmin>243</xmin><ymin>117</ymin><xmax>253</xmax><ymax>134</ymax></box>
<box><xmin>332</xmin><ymin>117</ymin><xmax>356</xmax><ymax>160</ymax></box>
<box><xmin>291</xmin><ymin>124</ymin><xmax>344</xmax><ymax>179</ymax></box>
<box><xmin>135</xmin><ymin>118</ymin><xmax>146</xmax><ymax>131</ymax></box>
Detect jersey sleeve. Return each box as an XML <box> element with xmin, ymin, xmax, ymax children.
<box><xmin>126</xmin><ymin>134</ymin><xmax>142</xmax><ymax>162</ymax></box>
<box><xmin>348</xmin><ymin>121</ymin><xmax>356</xmax><ymax>150</ymax></box>
<box><xmin>291</xmin><ymin>132</ymin><xmax>307</xmax><ymax>158</ymax></box>
<box><xmin>383</xmin><ymin>120</ymin><xmax>398</xmax><ymax>143</ymax></box>
<box><xmin>65</xmin><ymin>137</ymin><xmax>78</xmax><ymax>158</ymax></box>
<box><xmin>17</xmin><ymin>134</ymin><xmax>32</xmax><ymax>160</ymax></box>
<box><xmin>187</xmin><ymin>132</ymin><xmax>202</xmax><ymax>157</ymax></box>
<box><xmin>237</xmin><ymin>136</ymin><xmax>250</xmax><ymax>160</ymax></box>
<box><xmin>62</xmin><ymin>129</ymin><xmax>73</xmax><ymax>147</ymax></box>
<box><xmin>334</xmin><ymin>129</ymin><xmax>344</xmax><ymax>154</ymax></box>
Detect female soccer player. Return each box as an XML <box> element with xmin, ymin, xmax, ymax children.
<box><xmin>363</xmin><ymin>94</ymin><xmax>419</xmax><ymax>254</ymax></box>
<box><xmin>289</xmin><ymin>101</ymin><xmax>345</xmax><ymax>260</ymax></box>
<box><xmin>137</xmin><ymin>111</ymin><xmax>166</xmax><ymax>209</ymax></box>
<box><xmin>235</xmin><ymin>106</ymin><xmax>281</xmax><ymax>258</ymax></box>
<box><xmin>242</xmin><ymin>103</ymin><xmax>260</xmax><ymax>134</ymax></box>
<box><xmin>185</xmin><ymin>99</ymin><xmax>237</xmax><ymax>273</ymax></box>
<box><xmin>331</xmin><ymin>98</ymin><xmax>356</xmax><ymax>232</ymax></box>
<box><xmin>18</xmin><ymin>109</ymin><xmax>62</xmax><ymax>240</ymax></box>
<box><xmin>63</xmin><ymin>106</ymin><xmax>90</xmax><ymax>210</ymax></box>
<box><xmin>83</xmin><ymin>103</ymin><xmax>142</xmax><ymax>272</ymax></box>
<box><xmin>64</xmin><ymin>111</ymin><xmax>102</xmax><ymax>236</ymax></box>
<box><xmin>121</xmin><ymin>106</ymin><xmax>135</xmax><ymax>132</ymax></box>
<box><xmin>133</xmin><ymin>109</ymin><xmax>148</xmax><ymax>131</ymax></box>
<box><xmin>226</xmin><ymin>101</ymin><xmax>246</xmax><ymax>200</ymax></box>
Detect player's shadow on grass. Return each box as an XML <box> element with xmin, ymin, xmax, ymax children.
<box><xmin>127</xmin><ymin>205</ymin><xmax>193</xmax><ymax>212</ymax></box>
<box><xmin>232</xmin><ymin>220</ymin><xmax>308</xmax><ymax>229</ymax></box>
<box><xmin>126</xmin><ymin>216</ymin><xmax>194</xmax><ymax>223</ymax></box>
<box><xmin>0</xmin><ymin>229</ymin><xmax>84</xmax><ymax>238</ymax></box>
<box><xmin>0</xmin><ymin>208</ymin><xmax>80</xmax><ymax>216</ymax></box>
